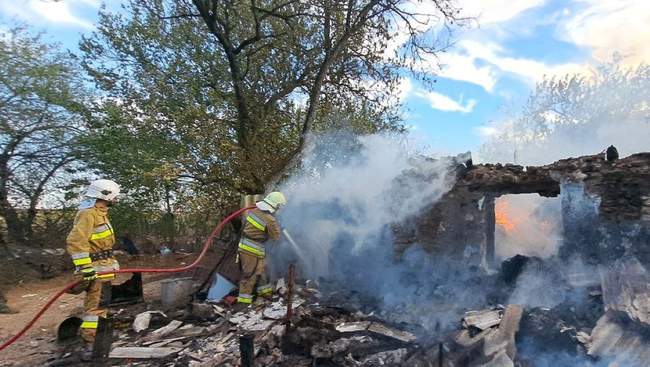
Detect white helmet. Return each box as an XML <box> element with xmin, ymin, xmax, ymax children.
<box><xmin>256</xmin><ymin>191</ymin><xmax>287</xmax><ymax>213</ymax></box>
<box><xmin>85</xmin><ymin>179</ymin><xmax>120</xmax><ymax>202</ymax></box>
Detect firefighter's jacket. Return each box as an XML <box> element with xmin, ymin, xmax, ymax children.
<box><xmin>66</xmin><ymin>206</ymin><xmax>118</xmax><ymax>279</ymax></box>
<box><xmin>238</xmin><ymin>208</ymin><xmax>281</xmax><ymax>258</ymax></box>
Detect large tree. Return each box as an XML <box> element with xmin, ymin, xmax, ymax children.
<box><xmin>0</xmin><ymin>26</ymin><xmax>88</xmax><ymax>247</ymax></box>
<box><xmin>81</xmin><ymin>0</ymin><xmax>461</xmax><ymax>204</ymax></box>
<box><xmin>480</xmin><ymin>61</ymin><xmax>650</xmax><ymax>165</ymax></box>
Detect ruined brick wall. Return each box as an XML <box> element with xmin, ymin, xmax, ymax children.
<box><xmin>555</xmin><ymin>153</ymin><xmax>650</xmax><ymax>264</ymax></box>
<box><xmin>394</xmin><ymin>152</ymin><xmax>650</xmax><ymax>267</ymax></box>
<box><xmin>393</xmin><ymin>186</ymin><xmax>493</xmax><ymax>266</ymax></box>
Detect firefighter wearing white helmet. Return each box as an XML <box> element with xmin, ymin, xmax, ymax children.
<box><xmin>236</xmin><ymin>191</ymin><xmax>287</xmax><ymax>306</ymax></box>
<box><xmin>66</xmin><ymin>179</ymin><xmax>121</xmax><ymax>357</ymax></box>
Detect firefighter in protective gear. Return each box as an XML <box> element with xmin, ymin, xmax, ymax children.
<box><xmin>237</xmin><ymin>192</ymin><xmax>286</xmax><ymax>305</ymax></box>
<box><xmin>66</xmin><ymin>179</ymin><xmax>120</xmax><ymax>346</ymax></box>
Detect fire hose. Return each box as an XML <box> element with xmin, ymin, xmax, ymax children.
<box><xmin>0</xmin><ymin>206</ymin><xmax>253</xmax><ymax>352</ymax></box>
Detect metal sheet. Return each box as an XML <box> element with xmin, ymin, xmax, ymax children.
<box><xmin>207</xmin><ymin>273</ymin><xmax>236</xmax><ymax>301</ymax></box>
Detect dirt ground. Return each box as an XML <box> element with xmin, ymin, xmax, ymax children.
<box><xmin>0</xmin><ymin>253</ymin><xmax>209</xmax><ymax>366</ymax></box>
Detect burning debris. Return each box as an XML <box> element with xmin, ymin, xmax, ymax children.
<box><xmin>40</xmin><ymin>247</ymin><xmax>650</xmax><ymax>367</ymax></box>
<box><xmin>53</xmin><ymin>279</ymin><xmax>426</xmax><ymax>366</ymax></box>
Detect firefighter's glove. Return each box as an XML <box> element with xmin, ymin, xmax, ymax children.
<box><xmin>80</xmin><ymin>265</ymin><xmax>97</xmax><ymax>281</ymax></box>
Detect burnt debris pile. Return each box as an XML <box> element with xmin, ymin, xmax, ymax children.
<box><xmin>46</xmin><ymin>252</ymin><xmax>650</xmax><ymax>366</ymax></box>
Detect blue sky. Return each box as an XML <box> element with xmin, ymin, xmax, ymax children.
<box><xmin>1</xmin><ymin>0</ymin><xmax>648</xmax><ymax>155</ymax></box>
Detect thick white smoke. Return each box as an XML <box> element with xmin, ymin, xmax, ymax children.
<box><xmin>266</xmin><ymin>133</ymin><xmax>589</xmax><ymax>332</ymax></box>
<box><xmin>477</xmin><ymin>63</ymin><xmax>650</xmax><ymax>166</ymax></box>
<box><xmin>495</xmin><ymin>194</ymin><xmax>563</xmax><ymax>260</ymax></box>
<box><xmin>267</xmin><ymin>133</ymin><xmax>465</xmax><ymax>329</ymax></box>
<box><xmin>273</xmin><ymin>133</ymin><xmax>455</xmax><ymax>278</ymax></box>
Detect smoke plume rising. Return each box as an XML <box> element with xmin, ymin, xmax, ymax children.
<box><xmin>268</xmin><ymin>133</ymin><xmax>484</xmax><ymax>330</ymax></box>
<box><xmin>267</xmin><ymin>133</ymin><xmax>600</xmax><ymax>334</ymax></box>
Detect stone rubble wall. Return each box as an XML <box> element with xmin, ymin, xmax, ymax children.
<box><xmin>394</xmin><ymin>152</ymin><xmax>650</xmax><ymax>267</ymax></box>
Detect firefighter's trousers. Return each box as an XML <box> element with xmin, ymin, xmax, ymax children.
<box><xmin>237</xmin><ymin>252</ymin><xmax>272</xmax><ymax>303</ymax></box>
<box><xmin>80</xmin><ymin>279</ymin><xmax>110</xmax><ymax>343</ymax></box>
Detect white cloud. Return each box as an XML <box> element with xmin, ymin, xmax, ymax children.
<box><xmin>561</xmin><ymin>0</ymin><xmax>650</xmax><ymax>65</ymax></box>
<box><xmin>32</xmin><ymin>1</ymin><xmax>93</xmax><ymax>28</ymax></box>
<box><xmin>457</xmin><ymin>0</ymin><xmax>546</xmax><ymax>24</ymax></box>
<box><xmin>0</xmin><ymin>0</ymin><xmax>95</xmax><ymax>29</ymax></box>
<box><xmin>455</xmin><ymin>40</ymin><xmax>587</xmax><ymax>86</ymax></box>
<box><xmin>387</xmin><ymin>0</ymin><xmax>577</xmax><ymax>92</ymax></box>
<box><xmin>435</xmin><ymin>51</ymin><xmax>498</xmax><ymax>92</ymax></box>
<box><xmin>77</xmin><ymin>0</ymin><xmax>100</xmax><ymax>6</ymax></box>
<box><xmin>417</xmin><ymin>40</ymin><xmax>586</xmax><ymax>92</ymax></box>
<box><xmin>416</xmin><ymin>90</ymin><xmax>477</xmax><ymax>113</ymax></box>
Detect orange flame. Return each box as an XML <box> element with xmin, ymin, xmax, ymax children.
<box><xmin>495</xmin><ymin>200</ymin><xmax>516</xmax><ymax>232</ymax></box>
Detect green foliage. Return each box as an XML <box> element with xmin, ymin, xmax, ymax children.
<box><xmin>72</xmin><ymin>0</ymin><xmax>461</xmax><ymax>247</ymax></box>
<box><xmin>0</xmin><ymin>25</ymin><xmax>89</xmax><ymax>245</ymax></box>
<box><xmin>79</xmin><ymin>0</ymin><xmax>455</xmax><ymax>223</ymax></box>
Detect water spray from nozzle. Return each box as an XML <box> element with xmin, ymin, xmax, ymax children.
<box><xmin>282</xmin><ymin>228</ymin><xmax>309</xmax><ymax>265</ymax></box>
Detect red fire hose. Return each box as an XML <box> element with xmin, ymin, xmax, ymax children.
<box><xmin>0</xmin><ymin>206</ymin><xmax>252</xmax><ymax>352</ymax></box>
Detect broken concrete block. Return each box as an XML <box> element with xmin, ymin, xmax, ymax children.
<box><xmin>361</xmin><ymin>348</ymin><xmax>408</xmax><ymax>365</ymax></box>
<box><xmin>262</xmin><ymin>302</ymin><xmax>287</xmax><ymax>320</ymax></box>
<box><xmin>480</xmin><ymin>350</ymin><xmax>514</xmax><ymax>367</ymax></box>
<box><xmin>575</xmin><ymin>331</ymin><xmax>591</xmax><ymax>347</ymax></box>
<box><xmin>367</xmin><ymin>322</ymin><xmax>417</xmax><ymax>343</ymax></box>
<box><xmin>335</xmin><ymin>321</ymin><xmax>416</xmax><ymax>343</ymax></box>
<box><xmin>454</xmin><ymin>327</ymin><xmax>497</xmax><ymax>349</ymax></box>
<box><xmin>188</xmin><ymin>302</ymin><xmax>219</xmax><ymax>320</ymax></box>
<box><xmin>228</xmin><ymin>312</ymin><xmax>249</xmax><ymax>325</ymax></box>
<box><xmin>146</xmin><ymin>320</ymin><xmax>183</xmax><ymax>341</ymax></box>
<box><xmin>133</xmin><ymin>311</ymin><xmax>166</xmax><ymax>332</ymax></box>
<box><xmin>496</xmin><ymin>304</ymin><xmax>522</xmax><ymax>360</ymax></box>
<box><xmin>480</xmin><ymin>304</ymin><xmax>522</xmax><ymax>363</ymax></box>
<box><xmin>462</xmin><ymin>308</ymin><xmax>504</xmax><ymax>331</ymax></box>
<box><xmin>588</xmin><ymin>310</ymin><xmax>650</xmax><ymax>365</ymax></box>
<box><xmin>262</xmin><ymin>299</ymin><xmax>304</xmax><ymax>320</ymax></box>
<box><xmin>311</xmin><ymin>336</ymin><xmax>374</xmax><ymax>359</ymax></box>
<box><xmin>229</xmin><ymin>310</ymin><xmax>274</xmax><ymax>331</ymax></box>
<box><xmin>275</xmin><ymin>278</ymin><xmax>287</xmax><ymax>296</ymax></box>
<box><xmin>143</xmin><ymin>336</ymin><xmax>189</xmax><ymax>348</ymax></box>
<box><xmin>172</xmin><ymin>325</ymin><xmax>212</xmax><ymax>339</ymax></box>
<box><xmin>109</xmin><ymin>347</ymin><xmax>183</xmax><ymax>359</ymax></box>
<box><xmin>482</xmin><ymin>331</ymin><xmax>509</xmax><ymax>361</ymax></box>
<box><xmin>262</xmin><ymin>324</ymin><xmax>286</xmax><ymax>350</ymax></box>
<box><xmin>160</xmin><ymin>277</ymin><xmax>195</xmax><ymax>310</ymax></box>
<box><xmin>600</xmin><ymin>256</ymin><xmax>650</xmax><ymax>325</ymax></box>
<box><xmin>335</xmin><ymin>321</ymin><xmax>371</xmax><ymax>333</ymax></box>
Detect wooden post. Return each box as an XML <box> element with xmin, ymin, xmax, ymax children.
<box><xmin>239</xmin><ymin>333</ymin><xmax>254</xmax><ymax>367</ymax></box>
<box><xmin>285</xmin><ymin>263</ymin><xmax>295</xmax><ymax>334</ymax></box>
<box><xmin>485</xmin><ymin>195</ymin><xmax>496</xmax><ymax>269</ymax></box>
<box><xmin>92</xmin><ymin>316</ymin><xmax>113</xmax><ymax>360</ymax></box>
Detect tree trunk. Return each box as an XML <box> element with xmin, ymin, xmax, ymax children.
<box><xmin>0</xmin><ymin>290</ymin><xmax>13</xmax><ymax>314</ymax></box>
<box><xmin>0</xmin><ymin>230</ymin><xmax>11</xmax><ymax>257</ymax></box>
<box><xmin>0</xmin><ymin>205</ymin><xmax>27</xmax><ymax>246</ymax></box>
<box><xmin>0</xmin><ymin>157</ymin><xmax>26</xmax><ymax>245</ymax></box>
<box><xmin>163</xmin><ymin>185</ymin><xmax>176</xmax><ymax>246</ymax></box>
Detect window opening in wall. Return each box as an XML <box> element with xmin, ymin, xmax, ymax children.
<box><xmin>494</xmin><ymin>193</ymin><xmax>563</xmax><ymax>260</ymax></box>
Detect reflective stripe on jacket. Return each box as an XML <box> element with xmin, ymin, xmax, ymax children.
<box><xmin>238</xmin><ymin>237</ymin><xmax>265</xmax><ymax>258</ymax></box>
<box><xmin>66</xmin><ymin>206</ymin><xmax>118</xmax><ymax>276</ymax></box>
<box><xmin>241</xmin><ymin>208</ymin><xmax>281</xmax><ymax>243</ymax></box>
